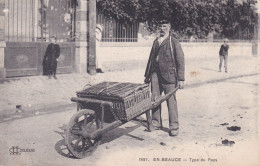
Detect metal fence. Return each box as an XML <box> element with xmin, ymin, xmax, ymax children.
<box><xmin>4</xmin><ymin>0</ymin><xmax>76</xmax><ymax>42</ymax></box>
<box><xmin>4</xmin><ymin>0</ymin><xmax>36</xmax><ymax>42</ymax></box>
<box><xmin>97</xmin><ymin>13</ymin><xmax>138</xmax><ymax>42</ymax></box>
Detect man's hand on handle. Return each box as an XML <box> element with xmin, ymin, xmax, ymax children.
<box><xmin>178</xmin><ymin>81</ymin><xmax>185</xmax><ymax>89</ymax></box>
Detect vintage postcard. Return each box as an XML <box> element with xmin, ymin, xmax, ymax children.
<box><xmin>0</xmin><ymin>0</ymin><xmax>259</xmax><ymax>166</ymax></box>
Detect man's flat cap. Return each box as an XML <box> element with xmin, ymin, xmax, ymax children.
<box><xmin>158</xmin><ymin>20</ymin><xmax>170</xmax><ymax>24</ymax></box>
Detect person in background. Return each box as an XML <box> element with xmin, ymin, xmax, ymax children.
<box><xmin>44</xmin><ymin>36</ymin><xmax>60</xmax><ymax>79</ymax></box>
<box><xmin>96</xmin><ymin>24</ymin><xmax>104</xmax><ymax>73</ymax></box>
<box><xmin>219</xmin><ymin>38</ymin><xmax>229</xmax><ymax>73</ymax></box>
<box><xmin>144</xmin><ymin>20</ymin><xmax>185</xmax><ymax>137</ymax></box>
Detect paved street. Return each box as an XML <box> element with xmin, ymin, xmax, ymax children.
<box><xmin>0</xmin><ymin>55</ymin><xmax>259</xmax><ymax>166</ymax></box>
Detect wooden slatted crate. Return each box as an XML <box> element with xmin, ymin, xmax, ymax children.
<box><xmin>76</xmin><ymin>82</ymin><xmax>151</xmax><ymax>121</ymax></box>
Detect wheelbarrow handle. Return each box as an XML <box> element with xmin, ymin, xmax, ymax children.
<box><xmin>149</xmin><ymin>85</ymin><xmax>180</xmax><ymax>110</ymax></box>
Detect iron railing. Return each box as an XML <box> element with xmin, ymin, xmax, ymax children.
<box><xmin>4</xmin><ymin>0</ymin><xmax>76</xmax><ymax>42</ymax></box>
<box><xmin>4</xmin><ymin>0</ymin><xmax>35</xmax><ymax>42</ymax></box>
<box><xmin>97</xmin><ymin>13</ymin><xmax>138</xmax><ymax>42</ymax></box>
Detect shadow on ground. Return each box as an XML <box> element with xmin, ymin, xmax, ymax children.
<box><xmin>201</xmin><ymin>67</ymin><xmax>219</xmax><ymax>73</ymax></box>
<box><xmin>54</xmin><ymin>119</ymin><xmax>159</xmax><ymax>158</ymax></box>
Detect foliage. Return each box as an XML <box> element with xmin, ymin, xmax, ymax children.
<box><xmin>97</xmin><ymin>0</ymin><xmax>258</xmax><ymax>40</ymax></box>
<box><xmin>219</xmin><ymin>0</ymin><xmax>258</xmax><ymax>39</ymax></box>
<box><xmin>97</xmin><ymin>0</ymin><xmax>140</xmax><ymax>22</ymax></box>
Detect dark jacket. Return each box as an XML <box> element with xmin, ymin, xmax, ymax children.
<box><xmin>44</xmin><ymin>43</ymin><xmax>60</xmax><ymax>62</ymax></box>
<box><xmin>145</xmin><ymin>35</ymin><xmax>185</xmax><ymax>83</ymax></box>
<box><xmin>219</xmin><ymin>44</ymin><xmax>229</xmax><ymax>56</ymax></box>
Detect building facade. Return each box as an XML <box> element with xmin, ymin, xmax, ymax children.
<box><xmin>0</xmin><ymin>0</ymin><xmax>140</xmax><ymax>78</ymax></box>
<box><xmin>0</xmin><ymin>0</ymin><xmax>79</xmax><ymax>78</ymax></box>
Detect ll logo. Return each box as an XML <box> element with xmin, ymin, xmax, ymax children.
<box><xmin>9</xmin><ymin>146</ymin><xmax>21</xmax><ymax>155</ymax></box>
<box><xmin>9</xmin><ymin>146</ymin><xmax>35</xmax><ymax>155</ymax></box>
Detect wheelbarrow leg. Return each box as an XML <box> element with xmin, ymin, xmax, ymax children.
<box><xmin>146</xmin><ymin>110</ymin><xmax>152</xmax><ymax>132</ymax></box>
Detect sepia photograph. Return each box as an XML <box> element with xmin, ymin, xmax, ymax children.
<box><xmin>0</xmin><ymin>0</ymin><xmax>259</xmax><ymax>165</ymax></box>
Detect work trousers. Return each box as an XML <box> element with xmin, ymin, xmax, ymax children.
<box><xmin>219</xmin><ymin>55</ymin><xmax>228</xmax><ymax>72</ymax></box>
<box><xmin>151</xmin><ymin>72</ymin><xmax>179</xmax><ymax>129</ymax></box>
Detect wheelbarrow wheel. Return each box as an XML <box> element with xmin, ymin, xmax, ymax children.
<box><xmin>65</xmin><ymin>109</ymin><xmax>102</xmax><ymax>158</ymax></box>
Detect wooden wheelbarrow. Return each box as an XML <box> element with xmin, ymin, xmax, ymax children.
<box><xmin>65</xmin><ymin>82</ymin><xmax>179</xmax><ymax>158</ymax></box>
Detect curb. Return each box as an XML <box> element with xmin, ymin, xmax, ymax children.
<box><xmin>0</xmin><ymin>102</ymin><xmax>76</xmax><ymax>123</ymax></box>
<box><xmin>185</xmin><ymin>72</ymin><xmax>260</xmax><ymax>89</ymax></box>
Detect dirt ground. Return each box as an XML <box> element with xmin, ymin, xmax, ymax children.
<box><xmin>0</xmin><ymin>71</ymin><xmax>259</xmax><ymax>166</ymax></box>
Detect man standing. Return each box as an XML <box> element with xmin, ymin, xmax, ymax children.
<box><xmin>219</xmin><ymin>38</ymin><xmax>229</xmax><ymax>73</ymax></box>
<box><xmin>44</xmin><ymin>36</ymin><xmax>60</xmax><ymax>79</ymax></box>
<box><xmin>144</xmin><ymin>20</ymin><xmax>185</xmax><ymax>136</ymax></box>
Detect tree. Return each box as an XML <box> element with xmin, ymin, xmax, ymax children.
<box><xmin>97</xmin><ymin>0</ymin><xmax>258</xmax><ymax>40</ymax></box>
<box><xmin>97</xmin><ymin>0</ymin><xmax>140</xmax><ymax>23</ymax></box>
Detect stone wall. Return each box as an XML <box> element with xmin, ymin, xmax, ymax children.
<box><xmin>98</xmin><ymin>42</ymin><xmax>254</xmax><ymax>71</ymax></box>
